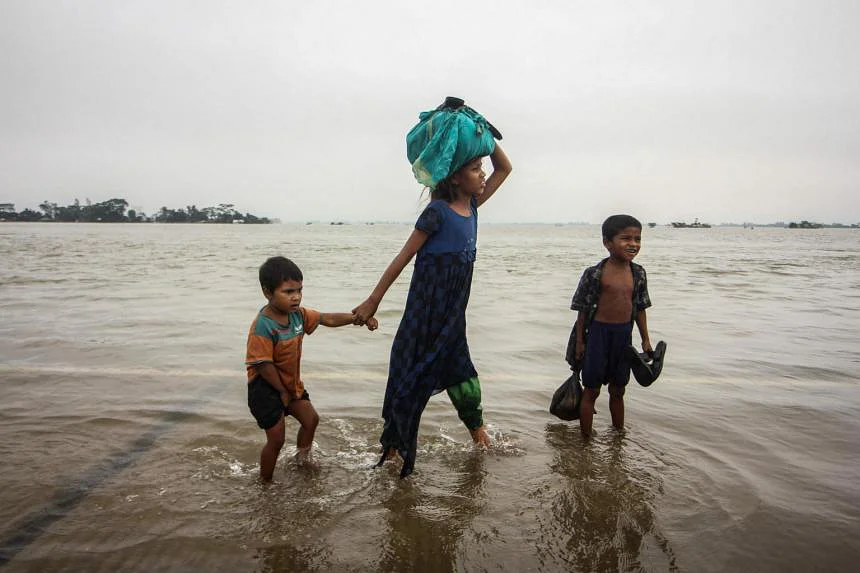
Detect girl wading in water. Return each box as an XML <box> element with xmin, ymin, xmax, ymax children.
<box><xmin>353</xmin><ymin>98</ymin><xmax>512</xmax><ymax>477</ymax></box>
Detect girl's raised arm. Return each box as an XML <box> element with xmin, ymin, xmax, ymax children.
<box><xmin>476</xmin><ymin>144</ymin><xmax>512</xmax><ymax>208</ymax></box>
<box><xmin>353</xmin><ymin>229</ymin><xmax>429</xmax><ymax>322</ymax></box>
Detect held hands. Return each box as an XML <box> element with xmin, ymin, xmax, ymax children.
<box><xmin>350</xmin><ymin>304</ymin><xmax>379</xmax><ymax>331</ymax></box>
<box><xmin>352</xmin><ymin>298</ymin><xmax>379</xmax><ymax>326</ymax></box>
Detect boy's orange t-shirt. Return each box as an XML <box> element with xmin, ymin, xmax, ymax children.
<box><xmin>245</xmin><ymin>307</ymin><xmax>321</xmax><ymax>398</ymax></box>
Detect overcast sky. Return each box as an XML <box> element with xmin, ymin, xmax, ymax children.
<box><xmin>1</xmin><ymin>0</ymin><xmax>858</xmax><ymax>224</ymax></box>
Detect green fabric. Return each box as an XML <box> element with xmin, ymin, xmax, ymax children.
<box><xmin>446</xmin><ymin>376</ymin><xmax>484</xmax><ymax>430</ymax></box>
<box><xmin>406</xmin><ymin>104</ymin><xmax>496</xmax><ymax>189</ymax></box>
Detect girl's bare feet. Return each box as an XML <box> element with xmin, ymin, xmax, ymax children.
<box><xmin>384</xmin><ymin>447</ymin><xmax>399</xmax><ymax>461</ymax></box>
<box><xmin>470</xmin><ymin>426</ymin><xmax>491</xmax><ymax>447</ymax></box>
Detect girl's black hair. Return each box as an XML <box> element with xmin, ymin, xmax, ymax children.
<box><xmin>259</xmin><ymin>256</ymin><xmax>303</xmax><ymax>292</ymax></box>
<box><xmin>430</xmin><ymin>177</ymin><xmax>457</xmax><ymax>202</ymax></box>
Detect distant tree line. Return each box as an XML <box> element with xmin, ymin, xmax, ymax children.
<box><xmin>0</xmin><ymin>198</ymin><xmax>270</xmax><ymax>224</ymax></box>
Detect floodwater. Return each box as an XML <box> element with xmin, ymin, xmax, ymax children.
<box><xmin>1</xmin><ymin>222</ymin><xmax>858</xmax><ymax>572</ymax></box>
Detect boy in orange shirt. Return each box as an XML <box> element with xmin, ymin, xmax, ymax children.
<box><xmin>246</xmin><ymin>256</ymin><xmax>377</xmax><ymax>481</ymax></box>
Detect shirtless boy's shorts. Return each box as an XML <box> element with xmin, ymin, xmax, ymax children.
<box><xmin>247</xmin><ymin>377</ymin><xmax>310</xmax><ymax>430</ymax></box>
<box><xmin>581</xmin><ymin>321</ymin><xmax>633</xmax><ymax>392</ymax></box>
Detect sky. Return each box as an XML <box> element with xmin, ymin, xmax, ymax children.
<box><xmin>1</xmin><ymin>0</ymin><xmax>858</xmax><ymax>224</ymax></box>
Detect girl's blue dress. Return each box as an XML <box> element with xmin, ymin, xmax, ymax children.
<box><xmin>379</xmin><ymin>197</ymin><xmax>479</xmax><ymax>477</ymax></box>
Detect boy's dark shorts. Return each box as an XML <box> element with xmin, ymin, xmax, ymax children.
<box><xmin>247</xmin><ymin>377</ymin><xmax>310</xmax><ymax>430</ymax></box>
<box><xmin>581</xmin><ymin>320</ymin><xmax>633</xmax><ymax>393</ymax></box>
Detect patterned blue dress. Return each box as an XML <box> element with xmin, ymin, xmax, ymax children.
<box><xmin>379</xmin><ymin>197</ymin><xmax>479</xmax><ymax>477</ymax></box>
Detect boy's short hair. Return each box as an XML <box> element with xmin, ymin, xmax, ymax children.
<box><xmin>259</xmin><ymin>256</ymin><xmax>303</xmax><ymax>292</ymax></box>
<box><xmin>602</xmin><ymin>214</ymin><xmax>642</xmax><ymax>241</ymax></box>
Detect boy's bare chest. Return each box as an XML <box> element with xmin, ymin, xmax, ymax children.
<box><xmin>600</xmin><ymin>266</ymin><xmax>633</xmax><ymax>298</ymax></box>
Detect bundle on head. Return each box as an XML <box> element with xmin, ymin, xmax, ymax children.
<box><xmin>406</xmin><ymin>97</ymin><xmax>501</xmax><ymax>190</ymax></box>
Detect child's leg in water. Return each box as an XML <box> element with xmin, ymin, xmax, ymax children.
<box><xmin>379</xmin><ymin>447</ymin><xmax>399</xmax><ymax>461</ymax></box>
<box><xmin>470</xmin><ymin>426</ymin><xmax>491</xmax><ymax>447</ymax></box>
<box><xmin>447</xmin><ymin>377</ymin><xmax>490</xmax><ymax>447</ymax></box>
<box><xmin>288</xmin><ymin>400</ymin><xmax>319</xmax><ymax>465</ymax></box>
<box><xmin>579</xmin><ymin>387</ymin><xmax>600</xmax><ymax>437</ymax></box>
<box><xmin>260</xmin><ymin>416</ymin><xmax>286</xmax><ymax>481</ymax></box>
<box><xmin>608</xmin><ymin>384</ymin><xmax>625</xmax><ymax>429</ymax></box>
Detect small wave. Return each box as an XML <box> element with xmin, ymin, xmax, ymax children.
<box><xmin>0</xmin><ymin>363</ymin><xmax>240</xmax><ymax>378</ymax></box>
<box><xmin>327</xmin><ymin>418</ymin><xmax>386</xmax><ymax>470</ymax></box>
<box><xmin>419</xmin><ymin>423</ymin><xmax>526</xmax><ymax>458</ymax></box>
<box><xmin>0</xmin><ymin>275</ymin><xmax>71</xmax><ymax>285</ymax></box>
<box><xmin>191</xmin><ymin>445</ymin><xmax>256</xmax><ymax>480</ymax></box>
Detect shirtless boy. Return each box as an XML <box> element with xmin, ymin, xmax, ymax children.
<box><xmin>570</xmin><ymin>215</ymin><xmax>652</xmax><ymax>436</ymax></box>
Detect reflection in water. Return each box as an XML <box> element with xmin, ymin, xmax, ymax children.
<box><xmin>248</xmin><ymin>467</ymin><xmax>338</xmax><ymax>573</ymax></box>
<box><xmin>542</xmin><ymin>424</ymin><xmax>678</xmax><ymax>572</ymax></box>
<box><xmin>377</xmin><ymin>452</ymin><xmax>487</xmax><ymax>573</ymax></box>
<box><xmin>243</xmin><ymin>451</ymin><xmax>488</xmax><ymax>572</ymax></box>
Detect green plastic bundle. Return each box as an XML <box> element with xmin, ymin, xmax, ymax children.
<box><xmin>406</xmin><ymin>97</ymin><xmax>501</xmax><ymax>189</ymax></box>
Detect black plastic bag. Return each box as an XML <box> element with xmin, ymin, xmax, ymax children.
<box><xmin>550</xmin><ymin>372</ymin><xmax>583</xmax><ymax>421</ymax></box>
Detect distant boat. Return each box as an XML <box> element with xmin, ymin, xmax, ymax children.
<box><xmin>671</xmin><ymin>218</ymin><xmax>711</xmax><ymax>229</ymax></box>
<box><xmin>648</xmin><ymin>222</ymin><xmax>657</xmax><ymax>228</ymax></box>
<box><xmin>788</xmin><ymin>220</ymin><xmax>822</xmax><ymax>229</ymax></box>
